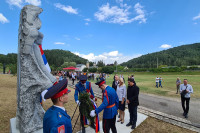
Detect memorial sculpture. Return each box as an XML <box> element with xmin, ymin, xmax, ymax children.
<box><xmin>16</xmin><ymin>5</ymin><xmax>56</xmax><ymax>133</ymax></box>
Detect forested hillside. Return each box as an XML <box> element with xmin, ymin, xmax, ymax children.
<box><xmin>121</xmin><ymin>43</ymin><xmax>200</xmax><ymax>68</ymax></box>
<box><xmin>0</xmin><ymin>49</ymin><xmax>88</xmax><ymax>68</ymax></box>
<box><xmin>44</xmin><ymin>49</ymin><xmax>87</xmax><ymax>67</ymax></box>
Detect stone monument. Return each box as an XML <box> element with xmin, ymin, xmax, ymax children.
<box><xmin>13</xmin><ymin>5</ymin><xmax>56</xmax><ymax>133</ymax></box>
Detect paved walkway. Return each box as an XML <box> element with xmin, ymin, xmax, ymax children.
<box><xmin>77</xmin><ymin>110</ymin><xmax>148</xmax><ymax>133</ymax></box>
<box><xmin>70</xmin><ymin>79</ymin><xmax>200</xmax><ymax>126</ymax></box>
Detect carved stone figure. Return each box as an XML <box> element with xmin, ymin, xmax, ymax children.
<box><xmin>16</xmin><ymin>5</ymin><xmax>56</xmax><ymax>133</ymax></box>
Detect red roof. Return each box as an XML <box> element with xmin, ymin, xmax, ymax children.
<box><xmin>63</xmin><ymin>66</ymin><xmax>78</xmax><ymax>70</ymax></box>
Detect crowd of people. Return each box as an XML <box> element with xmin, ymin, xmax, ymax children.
<box><xmin>42</xmin><ymin>71</ymin><xmax>193</xmax><ymax>133</ymax></box>
<box><xmin>42</xmin><ymin>72</ymin><xmax>140</xmax><ymax>133</ymax></box>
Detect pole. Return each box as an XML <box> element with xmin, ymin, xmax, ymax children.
<box><xmin>71</xmin><ymin>104</ymin><xmax>79</xmax><ymax>120</ymax></box>
<box><xmin>116</xmin><ymin>62</ymin><xmax>117</xmax><ymax>72</ymax></box>
<box><xmin>72</xmin><ymin>113</ymin><xmax>80</xmax><ymax>132</ymax></box>
<box><xmin>157</xmin><ymin>57</ymin><xmax>158</xmax><ymax>68</ymax></box>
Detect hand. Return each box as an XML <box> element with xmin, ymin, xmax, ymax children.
<box><xmin>186</xmin><ymin>90</ymin><xmax>189</xmax><ymax>93</ymax></box>
<box><xmin>90</xmin><ymin>110</ymin><xmax>96</xmax><ymax>117</ymax></box>
<box><xmin>93</xmin><ymin>98</ymin><xmax>96</xmax><ymax>101</ymax></box>
<box><xmin>76</xmin><ymin>100</ymin><xmax>81</xmax><ymax>106</ymax></box>
<box><xmin>41</xmin><ymin>90</ymin><xmax>48</xmax><ymax>101</ymax></box>
<box><xmin>126</xmin><ymin>100</ymin><xmax>130</xmax><ymax>104</ymax></box>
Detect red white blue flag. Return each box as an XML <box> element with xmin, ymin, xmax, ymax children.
<box><xmin>38</xmin><ymin>45</ymin><xmax>51</xmax><ymax>72</ymax></box>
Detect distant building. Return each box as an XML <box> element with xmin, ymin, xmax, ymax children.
<box><xmin>86</xmin><ymin>61</ymin><xmax>89</xmax><ymax>68</ymax></box>
<box><xmin>124</xmin><ymin>66</ymin><xmax>129</xmax><ymax>70</ymax></box>
<box><xmin>76</xmin><ymin>64</ymin><xmax>86</xmax><ymax>71</ymax></box>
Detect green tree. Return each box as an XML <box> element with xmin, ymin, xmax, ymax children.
<box><xmin>101</xmin><ymin>66</ymin><xmax>114</xmax><ymax>74</ymax></box>
<box><xmin>88</xmin><ymin>67</ymin><xmax>97</xmax><ymax>73</ymax></box>
<box><xmin>83</xmin><ymin>68</ymin><xmax>88</xmax><ymax>72</ymax></box>
<box><xmin>61</xmin><ymin>62</ymin><xmax>76</xmax><ymax>68</ymax></box>
<box><xmin>97</xmin><ymin>60</ymin><xmax>105</xmax><ymax>67</ymax></box>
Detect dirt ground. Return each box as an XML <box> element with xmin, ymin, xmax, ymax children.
<box><xmin>0</xmin><ymin>74</ymin><xmax>196</xmax><ymax>133</ymax></box>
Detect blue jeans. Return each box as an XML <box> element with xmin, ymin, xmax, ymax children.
<box><xmin>159</xmin><ymin>81</ymin><xmax>162</xmax><ymax>87</ymax></box>
<box><xmin>128</xmin><ymin>105</ymin><xmax>137</xmax><ymax>125</ymax></box>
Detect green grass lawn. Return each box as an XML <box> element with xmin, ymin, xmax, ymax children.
<box><xmin>89</xmin><ymin>72</ymin><xmax>200</xmax><ymax>98</ymax></box>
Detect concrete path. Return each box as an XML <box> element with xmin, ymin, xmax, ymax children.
<box><xmin>70</xmin><ymin>80</ymin><xmax>200</xmax><ymax>126</ymax></box>
<box><xmin>77</xmin><ymin>110</ymin><xmax>148</xmax><ymax>133</ymax></box>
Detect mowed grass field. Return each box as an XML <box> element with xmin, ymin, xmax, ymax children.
<box><xmin>0</xmin><ymin>74</ymin><xmax>196</xmax><ymax>133</ymax></box>
<box><xmin>92</xmin><ymin>72</ymin><xmax>200</xmax><ymax>98</ymax></box>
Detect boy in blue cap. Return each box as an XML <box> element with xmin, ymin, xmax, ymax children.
<box><xmin>90</xmin><ymin>80</ymin><xmax>119</xmax><ymax>133</ymax></box>
<box><xmin>43</xmin><ymin>79</ymin><xmax>72</xmax><ymax>133</ymax></box>
<box><xmin>74</xmin><ymin>73</ymin><xmax>96</xmax><ymax>133</ymax></box>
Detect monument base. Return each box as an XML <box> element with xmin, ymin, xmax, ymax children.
<box><xmin>10</xmin><ymin>117</ymin><xmax>43</xmax><ymax>133</ymax></box>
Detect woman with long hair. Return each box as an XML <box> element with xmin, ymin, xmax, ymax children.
<box><xmin>116</xmin><ymin>78</ymin><xmax>126</xmax><ymax>124</ymax></box>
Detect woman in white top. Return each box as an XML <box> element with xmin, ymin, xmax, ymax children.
<box><xmin>116</xmin><ymin>78</ymin><xmax>126</xmax><ymax>124</ymax></box>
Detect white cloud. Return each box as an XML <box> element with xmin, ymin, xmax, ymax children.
<box><xmin>103</xmin><ymin>51</ymin><xmax>119</xmax><ymax>57</ymax></box>
<box><xmin>0</xmin><ymin>13</ymin><xmax>9</xmax><ymax>24</ymax></box>
<box><xmin>54</xmin><ymin>42</ymin><xmax>65</xmax><ymax>45</ymax></box>
<box><xmin>25</xmin><ymin>0</ymin><xmax>41</xmax><ymax>6</ymax></box>
<box><xmin>132</xmin><ymin>3</ymin><xmax>146</xmax><ymax>24</ymax></box>
<box><xmin>193</xmin><ymin>13</ymin><xmax>200</xmax><ymax>20</ymax></box>
<box><xmin>160</xmin><ymin>44</ymin><xmax>172</xmax><ymax>49</ymax></box>
<box><xmin>85</xmin><ymin>22</ymin><xmax>89</xmax><ymax>25</ymax></box>
<box><xmin>54</xmin><ymin>3</ymin><xmax>78</xmax><ymax>14</ymax></box>
<box><xmin>75</xmin><ymin>37</ymin><xmax>80</xmax><ymax>40</ymax></box>
<box><xmin>6</xmin><ymin>0</ymin><xmax>23</xmax><ymax>8</ymax></box>
<box><xmin>6</xmin><ymin>0</ymin><xmax>41</xmax><ymax>8</ymax></box>
<box><xmin>94</xmin><ymin>2</ymin><xmax>147</xmax><ymax>24</ymax></box>
<box><xmin>84</xmin><ymin>18</ymin><xmax>91</xmax><ymax>21</ymax></box>
<box><xmin>73</xmin><ymin>50</ymin><xmax>141</xmax><ymax>64</ymax></box>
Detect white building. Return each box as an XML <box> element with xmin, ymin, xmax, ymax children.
<box><xmin>76</xmin><ymin>64</ymin><xmax>86</xmax><ymax>72</ymax></box>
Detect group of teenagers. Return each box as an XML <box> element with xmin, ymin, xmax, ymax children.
<box><xmin>43</xmin><ymin>73</ymin><xmax>140</xmax><ymax>133</ymax></box>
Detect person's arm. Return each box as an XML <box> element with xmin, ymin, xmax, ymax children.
<box><xmin>115</xmin><ymin>92</ymin><xmax>119</xmax><ymax>108</ymax></box>
<box><xmin>179</xmin><ymin>85</ymin><xmax>182</xmax><ymax>93</ymax></box>
<box><xmin>89</xmin><ymin>82</ymin><xmax>95</xmax><ymax>99</ymax></box>
<box><xmin>187</xmin><ymin>85</ymin><xmax>193</xmax><ymax>94</ymax></box>
<box><xmin>128</xmin><ymin>87</ymin><xmax>139</xmax><ymax>103</ymax></box>
<box><xmin>74</xmin><ymin>85</ymin><xmax>79</xmax><ymax>102</ymax></box>
<box><xmin>95</xmin><ymin>90</ymin><xmax>109</xmax><ymax>114</ymax></box>
<box><xmin>122</xmin><ymin>85</ymin><xmax>126</xmax><ymax>104</ymax></box>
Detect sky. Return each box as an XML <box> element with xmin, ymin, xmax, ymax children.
<box><xmin>0</xmin><ymin>0</ymin><xmax>200</xmax><ymax>64</ymax></box>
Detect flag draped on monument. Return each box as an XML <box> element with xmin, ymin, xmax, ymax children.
<box><xmin>38</xmin><ymin>45</ymin><xmax>51</xmax><ymax>72</ymax></box>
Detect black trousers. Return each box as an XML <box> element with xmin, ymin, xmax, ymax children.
<box><xmin>103</xmin><ymin>115</ymin><xmax>117</xmax><ymax>133</ymax></box>
<box><xmin>72</xmin><ymin>79</ymin><xmax>75</xmax><ymax>85</ymax></box>
<box><xmin>80</xmin><ymin>110</ymin><xmax>94</xmax><ymax>128</ymax></box>
<box><xmin>181</xmin><ymin>97</ymin><xmax>190</xmax><ymax>114</ymax></box>
<box><xmin>128</xmin><ymin>105</ymin><xmax>137</xmax><ymax>125</ymax></box>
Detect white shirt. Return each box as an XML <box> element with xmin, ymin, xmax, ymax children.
<box><xmin>156</xmin><ymin>77</ymin><xmax>159</xmax><ymax>82</ymax></box>
<box><xmin>54</xmin><ymin>105</ymin><xmax>65</xmax><ymax>111</ymax></box>
<box><xmin>116</xmin><ymin>84</ymin><xmax>126</xmax><ymax>101</ymax></box>
<box><xmin>179</xmin><ymin>84</ymin><xmax>193</xmax><ymax>98</ymax></box>
<box><xmin>72</xmin><ymin>73</ymin><xmax>75</xmax><ymax>79</ymax></box>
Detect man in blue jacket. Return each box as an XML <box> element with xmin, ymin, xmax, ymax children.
<box><xmin>43</xmin><ymin>79</ymin><xmax>72</xmax><ymax>133</ymax></box>
<box><xmin>74</xmin><ymin>73</ymin><xmax>96</xmax><ymax>133</ymax></box>
<box><xmin>90</xmin><ymin>80</ymin><xmax>119</xmax><ymax>133</ymax></box>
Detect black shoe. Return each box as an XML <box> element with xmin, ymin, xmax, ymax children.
<box><xmin>185</xmin><ymin>114</ymin><xmax>188</xmax><ymax>118</ymax></box>
<box><xmin>90</xmin><ymin>124</ymin><xmax>96</xmax><ymax>129</ymax></box>
<box><xmin>126</xmin><ymin>122</ymin><xmax>132</xmax><ymax>127</ymax></box>
<box><xmin>131</xmin><ymin>124</ymin><xmax>136</xmax><ymax>129</ymax></box>
<box><xmin>183</xmin><ymin>112</ymin><xmax>186</xmax><ymax>116</ymax></box>
<box><xmin>82</xmin><ymin>127</ymin><xmax>85</xmax><ymax>133</ymax></box>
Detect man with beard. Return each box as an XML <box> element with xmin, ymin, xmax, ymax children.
<box><xmin>126</xmin><ymin>78</ymin><xmax>139</xmax><ymax>129</ymax></box>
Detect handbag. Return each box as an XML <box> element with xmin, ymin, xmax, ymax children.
<box><xmin>181</xmin><ymin>86</ymin><xmax>187</xmax><ymax>97</ymax></box>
